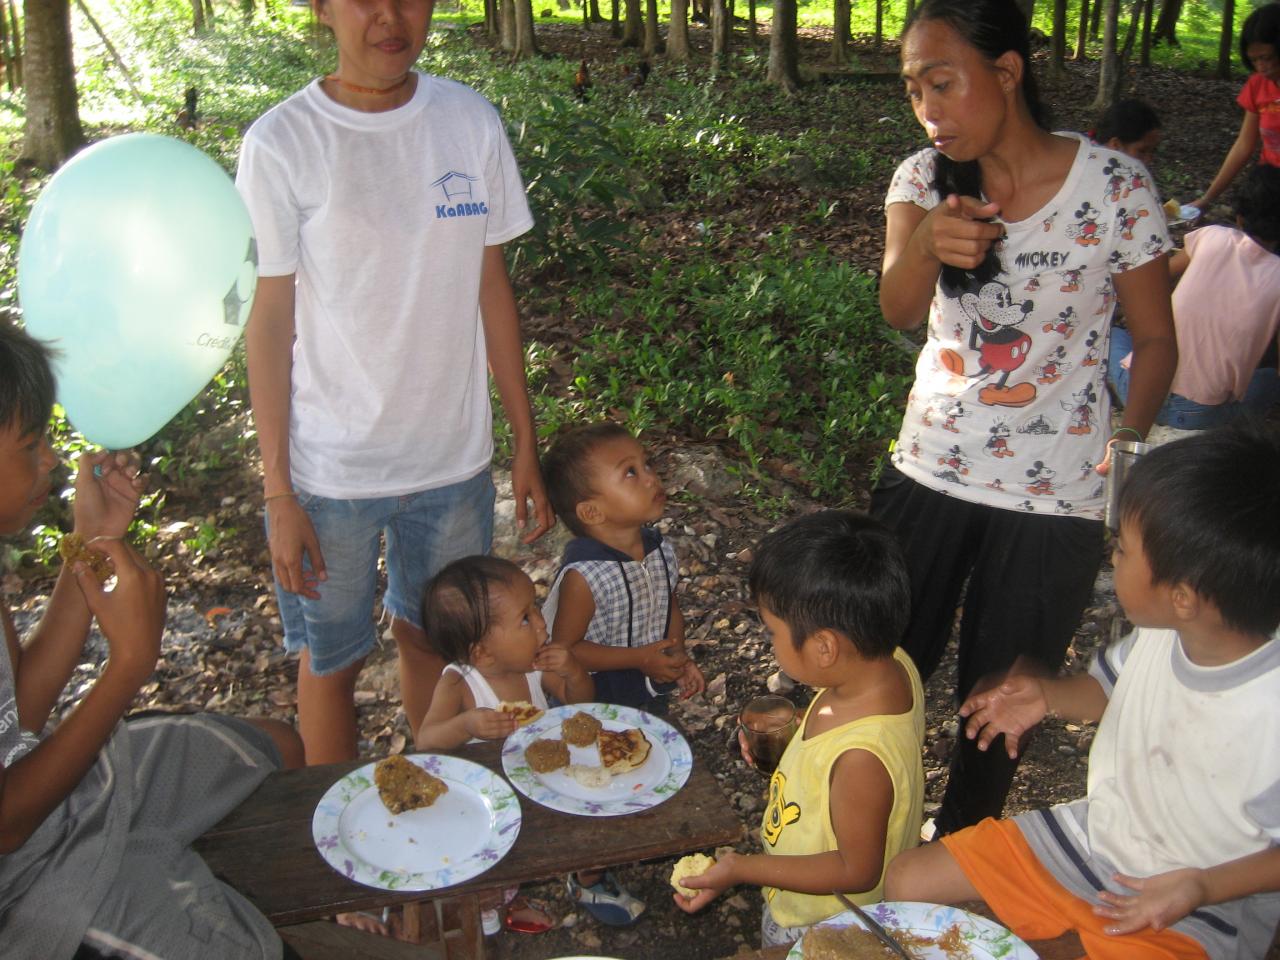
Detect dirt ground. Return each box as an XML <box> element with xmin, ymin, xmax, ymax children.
<box><xmin>11</xmin><ymin>18</ymin><xmax>1264</xmax><ymax>960</ymax></box>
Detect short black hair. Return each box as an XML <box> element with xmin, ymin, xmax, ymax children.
<box><xmin>1119</xmin><ymin>422</ymin><xmax>1280</xmax><ymax>636</ymax></box>
<box><xmin>749</xmin><ymin>509</ymin><xmax>911</xmax><ymax>658</ymax></box>
<box><xmin>1093</xmin><ymin>99</ymin><xmax>1160</xmax><ymax>148</ymax></box>
<box><xmin>421</xmin><ymin>555</ymin><xmax>525</xmax><ymax>665</ymax></box>
<box><xmin>1241</xmin><ymin>3</ymin><xmax>1280</xmax><ymax>70</ymax></box>
<box><xmin>1234</xmin><ymin>163</ymin><xmax>1280</xmax><ymax>249</ymax></box>
<box><xmin>0</xmin><ymin>320</ymin><xmax>56</xmax><ymax>437</ymax></box>
<box><xmin>541</xmin><ymin>422</ymin><xmax>632</xmax><ymax>538</ymax></box>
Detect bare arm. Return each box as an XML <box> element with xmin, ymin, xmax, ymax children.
<box><xmin>959</xmin><ymin>671</ymin><xmax>1109</xmax><ymax>759</ymax></box>
<box><xmin>880</xmin><ymin>196</ymin><xmax>1003</xmax><ymax>331</ymax></box>
<box><xmin>414</xmin><ymin>671</ymin><xmax>516</xmax><ymax>749</ymax></box>
<box><xmin>675</xmin><ymin>748</ymin><xmax>895</xmax><ymax>911</ymax></box>
<box><xmin>1111</xmin><ymin>256</ymin><xmax>1178</xmax><ymax>442</ymax></box>
<box><xmin>1192</xmin><ymin>111</ymin><xmax>1260</xmax><ymax>211</ymax></box>
<box><xmin>1166</xmin><ymin>249</ymin><xmax>1190</xmax><ymax>284</ymax></box>
<box><xmin>479</xmin><ymin>244</ymin><xmax>552</xmax><ymax>543</ymax></box>
<box><xmin>534</xmin><ymin>645</ymin><xmax>594</xmax><ymax>704</ymax></box>
<box><xmin>245</xmin><ymin>274</ymin><xmax>324</xmax><ymax>599</ymax></box>
<box><xmin>1095</xmin><ymin>847</ymin><xmax>1280</xmax><ymax>936</ymax></box>
<box><xmin>0</xmin><ymin>539</ymin><xmax>165</xmax><ymax>853</ymax></box>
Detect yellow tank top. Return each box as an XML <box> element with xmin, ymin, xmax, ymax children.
<box><xmin>761</xmin><ymin>647</ymin><xmax>925</xmax><ymax>928</ymax></box>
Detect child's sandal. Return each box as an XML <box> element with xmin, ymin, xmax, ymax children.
<box><xmin>566</xmin><ymin>871</ymin><xmax>646</xmax><ymax>926</ymax></box>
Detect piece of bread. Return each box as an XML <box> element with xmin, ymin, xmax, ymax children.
<box><xmin>670</xmin><ymin>853</ymin><xmax>715</xmax><ymax>897</ymax></box>
<box><xmin>373</xmin><ymin>755</ymin><xmax>448</xmax><ymax>815</ymax></box>
<box><xmin>499</xmin><ymin>700</ymin><xmax>545</xmax><ymax>726</ymax></box>
<box><xmin>561</xmin><ymin>710</ymin><xmax>603</xmax><ymax>746</ymax></box>
<box><xmin>525</xmin><ymin>737</ymin><xmax>570</xmax><ymax>774</ymax></box>
<box><xmin>566</xmin><ymin>763</ymin><xmax>612</xmax><ymax>789</ymax></box>
<box><xmin>1163</xmin><ymin>198</ymin><xmax>1180</xmax><ymax>219</ymax></box>
<box><xmin>597</xmin><ymin>728</ymin><xmax>651</xmax><ymax>774</ymax></box>
<box><xmin>59</xmin><ymin>532</ymin><xmax>114</xmax><ymax>583</ymax></box>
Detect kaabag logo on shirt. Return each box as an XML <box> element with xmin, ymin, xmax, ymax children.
<box><xmin>432</xmin><ymin>171</ymin><xmax>489</xmax><ymax>220</ymax></box>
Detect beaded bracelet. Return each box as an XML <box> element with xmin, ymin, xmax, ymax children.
<box><xmin>1109</xmin><ymin>426</ymin><xmax>1145</xmax><ymax>443</ymax></box>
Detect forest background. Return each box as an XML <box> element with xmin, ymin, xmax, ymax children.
<box><xmin>0</xmin><ymin>1</ymin><xmax>1270</xmax><ymax>957</ymax></box>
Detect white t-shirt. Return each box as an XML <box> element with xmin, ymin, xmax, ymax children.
<box><xmin>236</xmin><ymin>73</ymin><xmax>534</xmax><ymax>499</ymax></box>
<box><xmin>1017</xmin><ymin>629</ymin><xmax>1280</xmax><ymax>959</ymax></box>
<box><xmin>884</xmin><ymin>135</ymin><xmax>1170</xmax><ymax>519</ymax></box>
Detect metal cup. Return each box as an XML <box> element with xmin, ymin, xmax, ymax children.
<box><xmin>1104</xmin><ymin>439</ymin><xmax>1153</xmax><ymax>533</ymax></box>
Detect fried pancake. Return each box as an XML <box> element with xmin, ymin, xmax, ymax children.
<box><xmin>373</xmin><ymin>755</ymin><xmax>448</xmax><ymax>815</ymax></box>
<box><xmin>525</xmin><ymin>737</ymin><xmax>570</xmax><ymax>773</ymax></box>
<box><xmin>561</xmin><ymin>710</ymin><xmax>603</xmax><ymax>747</ymax></box>
<box><xmin>499</xmin><ymin>700</ymin><xmax>545</xmax><ymax>726</ymax></box>
<box><xmin>59</xmin><ymin>533</ymin><xmax>114</xmax><ymax>583</ymax></box>
<box><xmin>597</xmin><ymin>728</ymin><xmax>651</xmax><ymax>774</ymax></box>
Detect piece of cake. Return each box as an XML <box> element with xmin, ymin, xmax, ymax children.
<box><xmin>373</xmin><ymin>755</ymin><xmax>448</xmax><ymax>814</ymax></box>
<box><xmin>58</xmin><ymin>532</ymin><xmax>114</xmax><ymax>583</ymax></box>
<box><xmin>670</xmin><ymin>852</ymin><xmax>716</xmax><ymax>897</ymax></box>
<box><xmin>561</xmin><ymin>710</ymin><xmax>603</xmax><ymax>747</ymax></box>
<box><xmin>525</xmin><ymin>737</ymin><xmax>570</xmax><ymax>773</ymax></box>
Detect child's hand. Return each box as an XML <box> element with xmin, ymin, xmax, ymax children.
<box><xmin>534</xmin><ymin>644</ymin><xmax>577</xmax><ymax>679</ymax></box>
<box><xmin>672</xmin><ymin>851</ymin><xmax>738</xmax><ymax>914</ymax></box>
<box><xmin>72</xmin><ymin>450</ymin><xmax>144</xmax><ymax>541</ymax></box>
<box><xmin>736</xmin><ymin>729</ymin><xmax>756</xmax><ymax>768</ymax></box>
<box><xmin>958</xmin><ymin>675</ymin><xmax>1049</xmax><ymax>759</ymax></box>
<box><xmin>73</xmin><ymin>538</ymin><xmax>164</xmax><ymax>683</ymax></box>
<box><xmin>640</xmin><ymin>638</ymin><xmax>688</xmax><ymax>683</ymax></box>
<box><xmin>463</xmin><ymin>708</ymin><xmax>518</xmax><ymax>741</ymax></box>
<box><xmin>677</xmin><ymin>660</ymin><xmax>705</xmax><ymax>699</ymax></box>
<box><xmin>1093</xmin><ymin>869</ymin><xmax>1208</xmax><ymax>936</ymax></box>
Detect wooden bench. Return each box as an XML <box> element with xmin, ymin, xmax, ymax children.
<box><xmin>196</xmin><ymin>739</ymin><xmax>745</xmax><ymax>958</ymax></box>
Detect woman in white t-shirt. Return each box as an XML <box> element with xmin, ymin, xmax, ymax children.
<box><xmin>873</xmin><ymin>0</ymin><xmax>1177</xmax><ymax>837</ymax></box>
<box><xmin>237</xmin><ymin>0</ymin><xmax>552</xmax><ymax>778</ymax></box>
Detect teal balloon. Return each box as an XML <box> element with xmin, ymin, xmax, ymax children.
<box><xmin>18</xmin><ymin>133</ymin><xmax>257</xmax><ymax>449</ymax></box>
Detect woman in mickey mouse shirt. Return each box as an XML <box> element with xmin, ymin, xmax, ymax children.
<box><xmin>871</xmin><ymin>0</ymin><xmax>1177</xmax><ymax>838</ymax></box>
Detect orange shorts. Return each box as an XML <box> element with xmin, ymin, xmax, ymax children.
<box><xmin>941</xmin><ymin>818</ymin><xmax>1209</xmax><ymax>960</ymax></box>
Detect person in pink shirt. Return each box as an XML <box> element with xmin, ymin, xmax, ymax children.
<box><xmin>1191</xmin><ymin>4</ymin><xmax>1280</xmax><ymax>214</ymax></box>
<box><xmin>1110</xmin><ymin>164</ymin><xmax>1280</xmax><ymax>428</ymax></box>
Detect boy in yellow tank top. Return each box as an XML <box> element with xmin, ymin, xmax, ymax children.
<box><xmin>674</xmin><ymin>510</ymin><xmax>925</xmax><ymax>948</ymax></box>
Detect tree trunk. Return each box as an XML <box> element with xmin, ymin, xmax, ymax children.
<box><xmin>500</xmin><ymin>0</ymin><xmax>515</xmax><ymax>52</ymax></box>
<box><xmin>1092</xmin><ymin>0</ymin><xmax>1118</xmax><ymax>112</ymax></box>
<box><xmin>643</xmin><ymin>0</ymin><xmax>660</xmax><ymax>54</ymax></box>
<box><xmin>1049</xmin><ymin>0</ymin><xmax>1066</xmax><ymax>77</ymax></box>
<box><xmin>20</xmin><ymin>0</ymin><xmax>83</xmax><ymax>170</ymax></box>
<box><xmin>588</xmin><ymin>0</ymin><xmax>602</xmax><ymax>22</ymax></box>
<box><xmin>6</xmin><ymin>0</ymin><xmax>20</xmax><ymax>88</ymax></box>
<box><xmin>621</xmin><ymin>0</ymin><xmax>641</xmax><ymax>46</ymax></box>
<box><xmin>1107</xmin><ymin>0</ymin><xmax>1147</xmax><ymax>101</ymax></box>
<box><xmin>1216</xmin><ymin>0</ymin><xmax>1234</xmax><ymax>80</ymax></box>
<box><xmin>1088</xmin><ymin>0</ymin><xmax>1101</xmax><ymax>39</ymax></box>
<box><xmin>485</xmin><ymin>0</ymin><xmax>498</xmax><ymax>38</ymax></box>
<box><xmin>746</xmin><ymin>0</ymin><xmax>756</xmax><ymax>43</ymax></box>
<box><xmin>1152</xmin><ymin>0</ymin><xmax>1180</xmax><ymax>47</ymax></box>
<box><xmin>766</xmin><ymin>0</ymin><xmax>799</xmax><ymax>93</ymax></box>
<box><xmin>831</xmin><ymin>0</ymin><xmax>849</xmax><ymax>66</ymax></box>
<box><xmin>667</xmin><ymin>0</ymin><xmax>690</xmax><ymax>60</ymax></box>
<box><xmin>0</xmin><ymin>1</ymin><xmax>12</xmax><ymax>92</ymax></box>
<box><xmin>513</xmin><ymin>0</ymin><xmax>538</xmax><ymax>58</ymax></box>
<box><xmin>1139</xmin><ymin>0</ymin><xmax>1153</xmax><ymax>67</ymax></box>
<box><xmin>873</xmin><ymin>0</ymin><xmax>882</xmax><ymax>50</ymax></box>
<box><xmin>1074</xmin><ymin>0</ymin><xmax>1088</xmax><ymax>59</ymax></box>
<box><xmin>190</xmin><ymin>0</ymin><xmax>204</xmax><ymax>32</ymax></box>
<box><xmin>709</xmin><ymin>0</ymin><xmax>728</xmax><ymax>68</ymax></box>
<box><xmin>905</xmin><ymin>0</ymin><xmax>915</xmax><ymax>21</ymax></box>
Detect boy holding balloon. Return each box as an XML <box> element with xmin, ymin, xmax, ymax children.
<box><xmin>0</xmin><ymin>320</ymin><xmax>304</xmax><ymax>959</ymax></box>
<box><xmin>236</xmin><ymin>0</ymin><xmax>551</xmax><ymax>766</ymax></box>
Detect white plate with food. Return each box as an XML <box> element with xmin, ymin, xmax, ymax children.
<box><xmin>501</xmin><ymin>702</ymin><xmax>692</xmax><ymax>816</ymax></box>
<box><xmin>787</xmin><ymin>901</ymin><xmax>1038</xmax><ymax>959</ymax></box>
<box><xmin>312</xmin><ymin>753</ymin><xmax>521</xmax><ymax>892</ymax></box>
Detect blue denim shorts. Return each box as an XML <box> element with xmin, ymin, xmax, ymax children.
<box><xmin>268</xmin><ymin>470</ymin><xmax>495</xmax><ymax>676</ymax></box>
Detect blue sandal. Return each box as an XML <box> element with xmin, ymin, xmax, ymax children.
<box><xmin>566</xmin><ymin>871</ymin><xmax>646</xmax><ymax>926</ymax></box>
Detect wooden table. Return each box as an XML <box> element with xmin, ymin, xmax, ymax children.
<box><xmin>195</xmin><ymin>740</ymin><xmax>743</xmax><ymax>955</ymax></box>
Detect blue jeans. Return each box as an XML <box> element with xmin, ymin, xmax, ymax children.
<box><xmin>268</xmin><ymin>470</ymin><xmax>495</xmax><ymax>675</ymax></box>
<box><xmin>1107</xmin><ymin>328</ymin><xmax>1278</xmax><ymax>430</ymax></box>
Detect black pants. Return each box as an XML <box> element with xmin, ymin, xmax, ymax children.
<box><xmin>871</xmin><ymin>466</ymin><xmax>1105</xmax><ymax>834</ymax></box>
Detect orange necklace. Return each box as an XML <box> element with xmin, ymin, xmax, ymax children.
<box><xmin>323</xmin><ymin>73</ymin><xmax>411</xmax><ymax>96</ymax></box>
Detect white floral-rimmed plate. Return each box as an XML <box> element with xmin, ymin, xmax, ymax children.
<box><xmin>501</xmin><ymin>703</ymin><xmax>692</xmax><ymax>816</ymax></box>
<box><xmin>312</xmin><ymin>754</ymin><xmax>520</xmax><ymax>892</ymax></box>
<box><xmin>786</xmin><ymin>902</ymin><xmax>1039</xmax><ymax>959</ymax></box>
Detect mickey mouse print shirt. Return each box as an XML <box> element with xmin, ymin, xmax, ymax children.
<box><xmin>884</xmin><ymin>133</ymin><xmax>1171</xmax><ymax>519</ymax></box>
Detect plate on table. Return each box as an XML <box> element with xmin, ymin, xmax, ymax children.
<box><xmin>502</xmin><ymin>703</ymin><xmax>692</xmax><ymax>816</ymax></box>
<box><xmin>786</xmin><ymin>901</ymin><xmax>1038</xmax><ymax>959</ymax></box>
<box><xmin>312</xmin><ymin>754</ymin><xmax>520</xmax><ymax>892</ymax></box>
